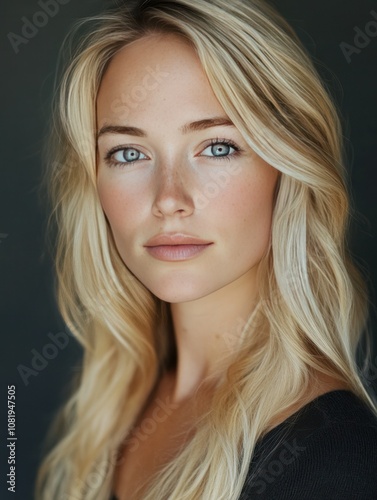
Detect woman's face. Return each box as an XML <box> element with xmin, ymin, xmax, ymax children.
<box><xmin>96</xmin><ymin>33</ymin><xmax>279</xmax><ymax>303</ymax></box>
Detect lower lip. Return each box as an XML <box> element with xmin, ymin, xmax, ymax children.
<box><xmin>145</xmin><ymin>244</ymin><xmax>213</xmax><ymax>261</ymax></box>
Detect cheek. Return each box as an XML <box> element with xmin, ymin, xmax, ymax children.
<box><xmin>213</xmin><ymin>171</ymin><xmax>277</xmax><ymax>253</ymax></box>
<box><xmin>221</xmin><ymin>173</ymin><xmax>275</xmax><ymax>220</ymax></box>
<box><xmin>96</xmin><ymin>177</ymin><xmax>145</xmax><ymax>238</ymax></box>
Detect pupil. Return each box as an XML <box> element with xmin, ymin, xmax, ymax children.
<box><xmin>212</xmin><ymin>144</ymin><xmax>230</xmax><ymax>156</ymax></box>
<box><xmin>124</xmin><ymin>149</ymin><xmax>139</xmax><ymax>161</ymax></box>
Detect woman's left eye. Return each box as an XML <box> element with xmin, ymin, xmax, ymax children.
<box><xmin>200</xmin><ymin>140</ymin><xmax>240</xmax><ymax>159</ymax></box>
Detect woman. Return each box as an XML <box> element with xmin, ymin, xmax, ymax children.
<box><xmin>35</xmin><ymin>0</ymin><xmax>377</xmax><ymax>499</ymax></box>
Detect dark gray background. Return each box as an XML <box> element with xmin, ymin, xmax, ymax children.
<box><xmin>1</xmin><ymin>1</ymin><xmax>377</xmax><ymax>498</ymax></box>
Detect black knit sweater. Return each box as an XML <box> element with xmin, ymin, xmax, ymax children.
<box><xmin>110</xmin><ymin>389</ymin><xmax>377</xmax><ymax>499</ymax></box>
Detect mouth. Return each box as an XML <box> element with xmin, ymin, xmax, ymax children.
<box><xmin>144</xmin><ymin>232</ymin><xmax>213</xmax><ymax>247</ymax></box>
<box><xmin>145</xmin><ymin>243</ymin><xmax>213</xmax><ymax>261</ymax></box>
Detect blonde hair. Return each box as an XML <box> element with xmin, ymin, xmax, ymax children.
<box><xmin>35</xmin><ymin>0</ymin><xmax>377</xmax><ymax>498</ymax></box>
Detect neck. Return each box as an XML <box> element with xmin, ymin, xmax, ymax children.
<box><xmin>168</xmin><ymin>268</ymin><xmax>259</xmax><ymax>403</ymax></box>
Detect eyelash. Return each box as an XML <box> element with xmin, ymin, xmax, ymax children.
<box><xmin>103</xmin><ymin>138</ymin><xmax>242</xmax><ymax>168</ymax></box>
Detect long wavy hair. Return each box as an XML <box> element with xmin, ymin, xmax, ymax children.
<box><xmin>35</xmin><ymin>0</ymin><xmax>377</xmax><ymax>498</ymax></box>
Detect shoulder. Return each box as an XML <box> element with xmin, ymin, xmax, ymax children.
<box><xmin>240</xmin><ymin>390</ymin><xmax>377</xmax><ymax>499</ymax></box>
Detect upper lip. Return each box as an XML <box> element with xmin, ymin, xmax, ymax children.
<box><xmin>144</xmin><ymin>233</ymin><xmax>213</xmax><ymax>247</ymax></box>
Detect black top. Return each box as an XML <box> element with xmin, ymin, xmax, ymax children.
<box><xmin>110</xmin><ymin>389</ymin><xmax>377</xmax><ymax>499</ymax></box>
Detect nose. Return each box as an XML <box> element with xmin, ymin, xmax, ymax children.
<box><xmin>151</xmin><ymin>160</ymin><xmax>195</xmax><ymax>218</ymax></box>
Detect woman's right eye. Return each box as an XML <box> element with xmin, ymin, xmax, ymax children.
<box><xmin>105</xmin><ymin>147</ymin><xmax>148</xmax><ymax>167</ymax></box>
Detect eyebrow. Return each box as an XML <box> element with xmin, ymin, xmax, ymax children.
<box><xmin>96</xmin><ymin>117</ymin><xmax>234</xmax><ymax>140</ymax></box>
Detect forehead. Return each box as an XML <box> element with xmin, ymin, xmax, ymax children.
<box><xmin>96</xmin><ymin>33</ymin><xmax>226</xmax><ymax>126</ymax></box>
<box><xmin>101</xmin><ymin>33</ymin><xmax>195</xmax><ymax>84</ymax></box>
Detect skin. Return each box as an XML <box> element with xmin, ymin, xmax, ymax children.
<box><xmin>96</xmin><ymin>33</ymin><xmax>280</xmax><ymax>402</ymax></box>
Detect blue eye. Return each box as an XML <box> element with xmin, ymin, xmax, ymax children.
<box><xmin>206</xmin><ymin>143</ymin><xmax>232</xmax><ymax>156</ymax></box>
<box><xmin>113</xmin><ymin>148</ymin><xmax>147</xmax><ymax>163</ymax></box>
<box><xmin>200</xmin><ymin>140</ymin><xmax>239</xmax><ymax>159</ymax></box>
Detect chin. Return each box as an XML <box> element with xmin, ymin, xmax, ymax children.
<box><xmin>149</xmin><ymin>288</ymin><xmax>206</xmax><ymax>304</ymax></box>
<box><xmin>142</xmin><ymin>279</ymin><xmax>215</xmax><ymax>304</ymax></box>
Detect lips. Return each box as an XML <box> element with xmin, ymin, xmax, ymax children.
<box><xmin>144</xmin><ymin>233</ymin><xmax>213</xmax><ymax>261</ymax></box>
<box><xmin>144</xmin><ymin>232</ymin><xmax>213</xmax><ymax>247</ymax></box>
